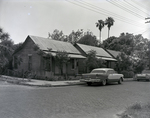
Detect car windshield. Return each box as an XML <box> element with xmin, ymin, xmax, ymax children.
<box><xmin>142</xmin><ymin>70</ymin><xmax>150</xmax><ymax>74</ymax></box>
<box><xmin>91</xmin><ymin>70</ymin><xmax>106</xmax><ymax>74</ymax></box>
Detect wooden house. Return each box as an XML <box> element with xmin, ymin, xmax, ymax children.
<box><xmin>12</xmin><ymin>35</ymin><xmax>85</xmax><ymax>79</ymax></box>
<box><xmin>74</xmin><ymin>43</ymin><xmax>117</xmax><ymax>73</ymax></box>
<box><xmin>105</xmin><ymin>49</ymin><xmax>121</xmax><ymax>69</ymax></box>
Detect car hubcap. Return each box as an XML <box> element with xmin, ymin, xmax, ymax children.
<box><xmin>102</xmin><ymin>80</ymin><xmax>106</xmax><ymax>85</ymax></box>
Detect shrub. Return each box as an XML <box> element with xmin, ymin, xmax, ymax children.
<box><xmin>128</xmin><ymin>71</ymin><xmax>134</xmax><ymax>78</ymax></box>
<box><xmin>121</xmin><ymin>70</ymin><xmax>134</xmax><ymax>78</ymax></box>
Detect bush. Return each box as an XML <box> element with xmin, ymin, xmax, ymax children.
<box><xmin>128</xmin><ymin>71</ymin><xmax>134</xmax><ymax>78</ymax></box>
<box><xmin>121</xmin><ymin>70</ymin><xmax>134</xmax><ymax>78</ymax></box>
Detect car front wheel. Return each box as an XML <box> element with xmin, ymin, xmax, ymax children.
<box><xmin>102</xmin><ymin>79</ymin><xmax>106</xmax><ymax>86</ymax></box>
<box><xmin>118</xmin><ymin>78</ymin><xmax>123</xmax><ymax>84</ymax></box>
<box><xmin>87</xmin><ymin>82</ymin><xmax>92</xmax><ymax>86</ymax></box>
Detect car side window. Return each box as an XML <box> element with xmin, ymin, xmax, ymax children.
<box><xmin>107</xmin><ymin>70</ymin><xmax>113</xmax><ymax>74</ymax></box>
<box><xmin>113</xmin><ymin>71</ymin><xmax>117</xmax><ymax>74</ymax></box>
<box><xmin>107</xmin><ymin>70</ymin><xmax>117</xmax><ymax>74</ymax></box>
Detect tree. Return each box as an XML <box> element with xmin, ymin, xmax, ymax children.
<box><xmin>55</xmin><ymin>51</ymin><xmax>70</xmax><ymax>76</ymax></box>
<box><xmin>147</xmin><ymin>41</ymin><xmax>150</xmax><ymax>69</ymax></box>
<box><xmin>96</xmin><ymin>20</ymin><xmax>105</xmax><ymax>43</ymax></box>
<box><xmin>115</xmin><ymin>52</ymin><xmax>132</xmax><ymax>73</ymax></box>
<box><xmin>85</xmin><ymin>50</ymin><xmax>106</xmax><ymax>72</ymax></box>
<box><xmin>48</xmin><ymin>29</ymin><xmax>65</xmax><ymax>41</ymax></box>
<box><xmin>48</xmin><ymin>29</ymin><xmax>84</xmax><ymax>43</ymax></box>
<box><xmin>102</xmin><ymin>36</ymin><xmax>117</xmax><ymax>49</ymax></box>
<box><xmin>133</xmin><ymin>60</ymin><xmax>146</xmax><ymax>73</ymax></box>
<box><xmin>0</xmin><ymin>28</ymin><xmax>10</xmax><ymax>41</ymax></box>
<box><xmin>68</xmin><ymin>29</ymin><xmax>84</xmax><ymax>44</ymax></box>
<box><xmin>103</xmin><ymin>33</ymin><xmax>135</xmax><ymax>54</ymax></box>
<box><xmin>77</xmin><ymin>34</ymin><xmax>98</xmax><ymax>46</ymax></box>
<box><xmin>105</xmin><ymin>17</ymin><xmax>115</xmax><ymax>38</ymax></box>
<box><xmin>0</xmin><ymin>28</ymin><xmax>14</xmax><ymax>74</ymax></box>
<box><xmin>103</xmin><ymin>33</ymin><xmax>149</xmax><ymax>73</ymax></box>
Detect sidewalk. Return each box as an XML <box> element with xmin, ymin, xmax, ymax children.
<box><xmin>0</xmin><ymin>75</ymin><xmax>133</xmax><ymax>87</ymax></box>
<box><xmin>0</xmin><ymin>75</ymin><xmax>84</xmax><ymax>87</ymax></box>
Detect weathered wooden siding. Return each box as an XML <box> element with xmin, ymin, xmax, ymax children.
<box><xmin>12</xmin><ymin>36</ymin><xmax>84</xmax><ymax>79</ymax></box>
<box><xmin>13</xmin><ymin>37</ymin><xmax>42</xmax><ymax>76</ymax></box>
<box><xmin>53</xmin><ymin>59</ymin><xmax>79</xmax><ymax>76</ymax></box>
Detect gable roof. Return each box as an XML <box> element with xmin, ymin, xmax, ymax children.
<box><xmin>14</xmin><ymin>35</ymin><xmax>85</xmax><ymax>58</ymax></box>
<box><xmin>106</xmin><ymin>49</ymin><xmax>120</xmax><ymax>58</ymax></box>
<box><xmin>75</xmin><ymin>43</ymin><xmax>117</xmax><ymax>61</ymax></box>
<box><xmin>29</xmin><ymin>35</ymin><xmax>80</xmax><ymax>54</ymax></box>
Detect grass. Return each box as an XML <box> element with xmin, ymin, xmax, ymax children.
<box><xmin>117</xmin><ymin>102</ymin><xmax>150</xmax><ymax>118</ymax></box>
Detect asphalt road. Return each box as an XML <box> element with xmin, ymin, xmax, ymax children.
<box><xmin>0</xmin><ymin>80</ymin><xmax>150</xmax><ymax>118</ymax></box>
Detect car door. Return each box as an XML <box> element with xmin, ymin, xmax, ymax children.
<box><xmin>108</xmin><ymin>70</ymin><xmax>118</xmax><ymax>82</ymax></box>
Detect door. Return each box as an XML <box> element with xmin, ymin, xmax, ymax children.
<box><xmin>107</xmin><ymin>70</ymin><xmax>118</xmax><ymax>81</ymax></box>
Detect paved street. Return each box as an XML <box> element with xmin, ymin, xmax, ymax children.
<box><xmin>0</xmin><ymin>80</ymin><xmax>150</xmax><ymax>118</ymax></box>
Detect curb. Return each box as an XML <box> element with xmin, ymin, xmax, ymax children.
<box><xmin>0</xmin><ymin>75</ymin><xmax>134</xmax><ymax>87</ymax></box>
<box><xmin>17</xmin><ymin>82</ymin><xmax>84</xmax><ymax>87</ymax></box>
<box><xmin>1</xmin><ymin>79</ymin><xmax>84</xmax><ymax>87</ymax></box>
<box><xmin>0</xmin><ymin>75</ymin><xmax>84</xmax><ymax>87</ymax></box>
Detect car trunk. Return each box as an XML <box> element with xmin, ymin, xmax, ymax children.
<box><xmin>137</xmin><ymin>74</ymin><xmax>146</xmax><ymax>79</ymax></box>
<box><xmin>82</xmin><ymin>73</ymin><xmax>107</xmax><ymax>79</ymax></box>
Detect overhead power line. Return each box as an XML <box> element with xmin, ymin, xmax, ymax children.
<box><xmin>131</xmin><ymin>0</ymin><xmax>149</xmax><ymax>10</ymax></box>
<box><xmin>133</xmin><ymin>28</ymin><xmax>150</xmax><ymax>35</ymax></box>
<box><xmin>141</xmin><ymin>28</ymin><xmax>150</xmax><ymax>35</ymax></box>
<box><xmin>106</xmin><ymin>0</ymin><xmax>145</xmax><ymax>19</ymax></box>
<box><xmin>123</xmin><ymin>0</ymin><xmax>150</xmax><ymax>17</ymax></box>
<box><xmin>76</xmin><ymin>0</ymin><xmax>143</xmax><ymax>25</ymax></box>
<box><xmin>66</xmin><ymin>0</ymin><xmax>145</xmax><ymax>28</ymax></box>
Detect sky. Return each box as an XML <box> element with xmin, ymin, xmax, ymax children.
<box><xmin>0</xmin><ymin>0</ymin><xmax>150</xmax><ymax>44</ymax></box>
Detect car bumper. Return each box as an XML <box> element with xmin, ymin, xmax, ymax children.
<box><xmin>80</xmin><ymin>79</ymin><xmax>102</xmax><ymax>83</ymax></box>
<box><xmin>136</xmin><ymin>77</ymin><xmax>150</xmax><ymax>81</ymax></box>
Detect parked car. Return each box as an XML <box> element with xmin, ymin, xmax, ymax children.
<box><xmin>134</xmin><ymin>70</ymin><xmax>150</xmax><ymax>81</ymax></box>
<box><xmin>80</xmin><ymin>68</ymin><xmax>124</xmax><ymax>86</ymax></box>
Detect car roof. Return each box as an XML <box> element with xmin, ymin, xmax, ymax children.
<box><xmin>92</xmin><ymin>68</ymin><xmax>114</xmax><ymax>71</ymax></box>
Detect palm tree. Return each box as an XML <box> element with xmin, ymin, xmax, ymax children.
<box><xmin>105</xmin><ymin>17</ymin><xmax>115</xmax><ymax>38</ymax></box>
<box><xmin>96</xmin><ymin>20</ymin><xmax>105</xmax><ymax>43</ymax></box>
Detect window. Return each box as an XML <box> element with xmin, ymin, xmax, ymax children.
<box><xmin>107</xmin><ymin>70</ymin><xmax>116</xmax><ymax>74</ymax></box>
<box><xmin>43</xmin><ymin>57</ymin><xmax>51</xmax><ymax>71</ymax></box>
<box><xmin>14</xmin><ymin>56</ymin><xmax>18</xmax><ymax>69</ymax></box>
<box><xmin>71</xmin><ymin>59</ymin><xmax>76</xmax><ymax>69</ymax></box>
<box><xmin>91</xmin><ymin>70</ymin><xmax>106</xmax><ymax>74</ymax></box>
<box><xmin>28</xmin><ymin>55</ymin><xmax>32</xmax><ymax>71</ymax></box>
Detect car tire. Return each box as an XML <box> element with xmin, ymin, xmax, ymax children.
<box><xmin>137</xmin><ymin>79</ymin><xmax>139</xmax><ymax>81</ymax></box>
<box><xmin>118</xmin><ymin>78</ymin><xmax>122</xmax><ymax>84</ymax></box>
<box><xmin>102</xmin><ymin>79</ymin><xmax>106</xmax><ymax>86</ymax></box>
<box><xmin>87</xmin><ymin>82</ymin><xmax>92</xmax><ymax>86</ymax></box>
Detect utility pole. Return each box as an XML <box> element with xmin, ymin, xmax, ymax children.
<box><xmin>145</xmin><ymin>17</ymin><xmax>150</xmax><ymax>69</ymax></box>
